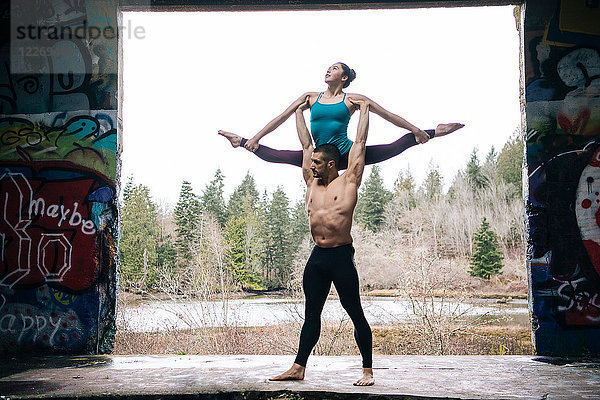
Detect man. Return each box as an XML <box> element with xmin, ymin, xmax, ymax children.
<box><xmin>270</xmin><ymin>97</ymin><xmax>374</xmax><ymax>386</ymax></box>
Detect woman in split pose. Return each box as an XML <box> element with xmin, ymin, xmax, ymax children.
<box><xmin>218</xmin><ymin>62</ymin><xmax>464</xmax><ymax>169</ymax></box>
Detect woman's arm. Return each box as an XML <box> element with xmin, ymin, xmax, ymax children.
<box><xmin>244</xmin><ymin>92</ymin><xmax>318</xmax><ymax>151</ymax></box>
<box><xmin>348</xmin><ymin>94</ymin><xmax>430</xmax><ymax>144</ymax></box>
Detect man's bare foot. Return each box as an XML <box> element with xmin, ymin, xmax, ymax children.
<box><xmin>434</xmin><ymin>123</ymin><xmax>465</xmax><ymax>137</ymax></box>
<box><xmin>218</xmin><ymin>130</ymin><xmax>242</xmax><ymax>148</ymax></box>
<box><xmin>353</xmin><ymin>368</ymin><xmax>374</xmax><ymax>386</ymax></box>
<box><xmin>269</xmin><ymin>363</ymin><xmax>305</xmax><ymax>381</ymax></box>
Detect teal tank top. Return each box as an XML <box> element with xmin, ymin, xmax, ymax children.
<box><xmin>310</xmin><ymin>92</ymin><xmax>353</xmax><ymax>155</ymax></box>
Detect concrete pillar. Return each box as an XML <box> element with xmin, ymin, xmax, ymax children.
<box><xmin>525</xmin><ymin>0</ymin><xmax>600</xmax><ymax>355</ymax></box>
<box><xmin>0</xmin><ymin>0</ymin><xmax>119</xmax><ymax>355</ymax></box>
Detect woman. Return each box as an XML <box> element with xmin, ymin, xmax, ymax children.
<box><xmin>219</xmin><ymin>62</ymin><xmax>463</xmax><ymax>169</ymax></box>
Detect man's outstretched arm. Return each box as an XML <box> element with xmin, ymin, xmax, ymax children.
<box><xmin>346</xmin><ymin>98</ymin><xmax>369</xmax><ymax>186</ymax></box>
<box><xmin>296</xmin><ymin>97</ymin><xmax>314</xmax><ymax>185</ymax></box>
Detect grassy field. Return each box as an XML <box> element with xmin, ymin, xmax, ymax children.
<box><xmin>113</xmin><ymin>321</ymin><xmax>531</xmax><ymax>356</ymax></box>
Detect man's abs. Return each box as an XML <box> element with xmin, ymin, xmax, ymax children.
<box><xmin>308</xmin><ymin>208</ymin><xmax>353</xmax><ymax>247</ymax></box>
<box><xmin>306</xmin><ymin>176</ymin><xmax>358</xmax><ymax>247</ymax></box>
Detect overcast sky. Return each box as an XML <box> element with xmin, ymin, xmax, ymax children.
<box><xmin>122</xmin><ymin>6</ymin><xmax>521</xmax><ymax>206</ymax></box>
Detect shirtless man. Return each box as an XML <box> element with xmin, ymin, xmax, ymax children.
<box><xmin>270</xmin><ymin>97</ymin><xmax>374</xmax><ymax>386</ymax></box>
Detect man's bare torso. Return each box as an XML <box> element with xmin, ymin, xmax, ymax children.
<box><xmin>306</xmin><ymin>173</ymin><xmax>358</xmax><ymax>248</ymax></box>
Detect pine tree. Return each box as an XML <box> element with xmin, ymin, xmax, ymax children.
<box><xmin>290</xmin><ymin>198</ymin><xmax>309</xmax><ymax>246</ymax></box>
<box><xmin>201</xmin><ymin>169</ymin><xmax>227</xmax><ymax>227</ymax></box>
<box><xmin>222</xmin><ymin>174</ymin><xmax>264</xmax><ymax>289</ymax></box>
<box><xmin>174</xmin><ymin>180</ymin><xmax>201</xmax><ymax>261</ymax></box>
<box><xmin>122</xmin><ymin>174</ymin><xmax>135</xmax><ymax>203</ymax></box>
<box><xmin>155</xmin><ymin>202</ymin><xmax>177</xmax><ymax>280</ymax></box>
<box><xmin>120</xmin><ymin>179</ymin><xmax>159</xmax><ymax>288</ymax></box>
<box><xmin>393</xmin><ymin>167</ymin><xmax>416</xmax><ymax>208</ymax></box>
<box><xmin>157</xmin><ymin>241</ymin><xmax>177</xmax><ymax>275</ymax></box>
<box><xmin>355</xmin><ymin>166</ymin><xmax>392</xmax><ymax>231</ymax></box>
<box><xmin>466</xmin><ymin>148</ymin><xmax>488</xmax><ymax>191</ymax></box>
<box><xmin>227</xmin><ymin>171</ymin><xmax>259</xmax><ymax>220</ymax></box>
<box><xmin>447</xmin><ymin>170</ymin><xmax>466</xmax><ymax>201</ymax></box>
<box><xmin>469</xmin><ymin>217</ymin><xmax>504</xmax><ymax>279</ymax></box>
<box><xmin>264</xmin><ymin>187</ymin><xmax>294</xmax><ymax>287</ymax></box>
<box><xmin>483</xmin><ymin>147</ymin><xmax>498</xmax><ymax>183</ymax></box>
<box><xmin>421</xmin><ymin>161</ymin><xmax>443</xmax><ymax>201</ymax></box>
<box><xmin>497</xmin><ymin>130</ymin><xmax>524</xmax><ymax>196</ymax></box>
<box><xmin>224</xmin><ymin>214</ymin><xmax>263</xmax><ymax>290</ymax></box>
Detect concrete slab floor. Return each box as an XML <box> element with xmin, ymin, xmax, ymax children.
<box><xmin>1</xmin><ymin>355</ymin><xmax>599</xmax><ymax>400</ymax></box>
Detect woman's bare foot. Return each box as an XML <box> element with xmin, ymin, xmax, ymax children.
<box><xmin>269</xmin><ymin>363</ymin><xmax>306</xmax><ymax>381</ymax></box>
<box><xmin>353</xmin><ymin>368</ymin><xmax>374</xmax><ymax>386</ymax></box>
<box><xmin>218</xmin><ymin>130</ymin><xmax>242</xmax><ymax>148</ymax></box>
<box><xmin>434</xmin><ymin>123</ymin><xmax>465</xmax><ymax>137</ymax></box>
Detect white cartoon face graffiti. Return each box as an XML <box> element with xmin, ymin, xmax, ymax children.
<box><xmin>576</xmin><ymin>146</ymin><xmax>600</xmax><ymax>278</ymax></box>
<box><xmin>557</xmin><ymin>48</ymin><xmax>600</xmax><ymax>97</ymax></box>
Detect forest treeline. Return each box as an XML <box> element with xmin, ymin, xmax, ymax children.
<box><xmin>119</xmin><ymin>131</ymin><xmax>525</xmax><ymax>294</ymax></box>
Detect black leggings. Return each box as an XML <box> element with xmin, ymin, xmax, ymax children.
<box><xmin>241</xmin><ymin>129</ymin><xmax>434</xmax><ymax>170</ymax></box>
<box><xmin>295</xmin><ymin>244</ymin><xmax>372</xmax><ymax>368</ymax></box>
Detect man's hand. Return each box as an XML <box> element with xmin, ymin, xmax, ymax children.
<box><xmin>348</xmin><ymin>97</ymin><xmax>368</xmax><ymax>109</ymax></box>
<box><xmin>413</xmin><ymin>129</ymin><xmax>430</xmax><ymax>144</ymax></box>
<box><xmin>348</xmin><ymin>97</ymin><xmax>370</xmax><ymax>145</ymax></box>
<box><xmin>297</xmin><ymin>95</ymin><xmax>311</xmax><ymax>112</ymax></box>
<box><xmin>244</xmin><ymin>137</ymin><xmax>260</xmax><ymax>152</ymax></box>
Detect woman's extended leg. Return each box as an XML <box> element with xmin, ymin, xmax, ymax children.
<box><xmin>218</xmin><ymin>130</ymin><xmax>303</xmax><ymax>167</ymax></box>
<box><xmin>220</xmin><ymin>123</ymin><xmax>463</xmax><ymax>170</ymax></box>
<box><xmin>336</xmin><ymin>122</ymin><xmax>464</xmax><ymax>170</ymax></box>
<box><xmin>365</xmin><ymin>128</ymin><xmax>435</xmax><ymax>165</ymax></box>
<box><xmin>336</xmin><ymin>129</ymin><xmax>434</xmax><ymax>170</ymax></box>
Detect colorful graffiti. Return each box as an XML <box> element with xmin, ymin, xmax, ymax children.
<box><xmin>0</xmin><ymin>163</ymin><xmax>116</xmax><ymax>290</ymax></box>
<box><xmin>0</xmin><ymin>286</ymin><xmax>85</xmax><ymax>352</ymax></box>
<box><xmin>526</xmin><ymin>0</ymin><xmax>600</xmax><ymax>356</ymax></box>
<box><xmin>0</xmin><ymin>161</ymin><xmax>118</xmax><ymax>354</ymax></box>
<box><xmin>0</xmin><ymin>0</ymin><xmax>118</xmax><ymax>355</ymax></box>
<box><xmin>0</xmin><ymin>0</ymin><xmax>117</xmax><ymax>114</ymax></box>
<box><xmin>0</xmin><ymin>111</ymin><xmax>118</xmax><ymax>180</ymax></box>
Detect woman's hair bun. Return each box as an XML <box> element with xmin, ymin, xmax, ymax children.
<box><xmin>338</xmin><ymin>62</ymin><xmax>356</xmax><ymax>88</ymax></box>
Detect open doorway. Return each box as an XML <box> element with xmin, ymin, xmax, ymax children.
<box><xmin>116</xmin><ymin>5</ymin><xmax>528</xmax><ymax>356</ymax></box>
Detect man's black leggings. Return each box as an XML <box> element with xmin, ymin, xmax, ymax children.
<box><xmin>294</xmin><ymin>244</ymin><xmax>372</xmax><ymax>368</ymax></box>
<box><xmin>240</xmin><ymin>129</ymin><xmax>435</xmax><ymax>170</ymax></box>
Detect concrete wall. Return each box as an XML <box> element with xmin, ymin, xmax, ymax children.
<box><xmin>525</xmin><ymin>0</ymin><xmax>600</xmax><ymax>355</ymax></box>
<box><xmin>0</xmin><ymin>0</ymin><xmax>119</xmax><ymax>354</ymax></box>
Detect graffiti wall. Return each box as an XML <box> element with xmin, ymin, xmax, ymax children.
<box><xmin>0</xmin><ymin>0</ymin><xmax>118</xmax><ymax>355</ymax></box>
<box><xmin>526</xmin><ymin>0</ymin><xmax>600</xmax><ymax>355</ymax></box>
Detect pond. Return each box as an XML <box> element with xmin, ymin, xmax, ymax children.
<box><xmin>119</xmin><ymin>296</ymin><xmax>530</xmax><ymax>332</ymax></box>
